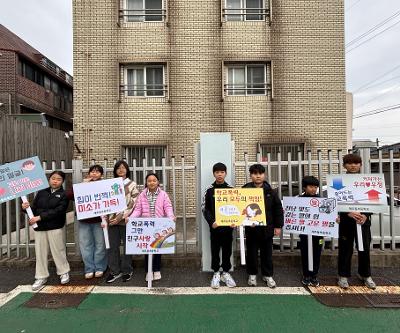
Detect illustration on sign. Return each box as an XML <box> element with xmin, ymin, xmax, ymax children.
<box><xmin>215</xmin><ymin>188</ymin><xmax>266</xmax><ymax>226</ymax></box>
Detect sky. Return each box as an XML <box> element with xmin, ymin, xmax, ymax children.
<box><xmin>0</xmin><ymin>0</ymin><xmax>399</xmax><ymax>146</ymax></box>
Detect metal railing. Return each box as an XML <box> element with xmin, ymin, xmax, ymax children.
<box><xmin>1</xmin><ymin>148</ymin><xmax>399</xmax><ymax>260</ymax></box>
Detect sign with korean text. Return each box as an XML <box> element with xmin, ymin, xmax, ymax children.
<box><xmin>73</xmin><ymin>178</ymin><xmax>127</xmax><ymax>220</ymax></box>
<box><xmin>126</xmin><ymin>218</ymin><xmax>175</xmax><ymax>254</ymax></box>
<box><xmin>0</xmin><ymin>156</ymin><xmax>49</xmax><ymax>204</ymax></box>
<box><xmin>215</xmin><ymin>188</ymin><xmax>266</xmax><ymax>226</ymax></box>
<box><xmin>283</xmin><ymin>197</ymin><xmax>339</xmax><ymax>237</ymax></box>
<box><xmin>326</xmin><ymin>174</ymin><xmax>388</xmax><ymax>213</ymax></box>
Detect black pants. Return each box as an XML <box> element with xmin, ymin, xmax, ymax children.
<box><xmin>210</xmin><ymin>227</ymin><xmax>233</xmax><ymax>272</ymax></box>
<box><xmin>338</xmin><ymin>221</ymin><xmax>371</xmax><ymax>278</ymax></box>
<box><xmin>108</xmin><ymin>225</ymin><xmax>133</xmax><ymax>275</ymax></box>
<box><xmin>144</xmin><ymin>254</ymin><xmax>161</xmax><ymax>272</ymax></box>
<box><xmin>299</xmin><ymin>235</ymin><xmax>323</xmax><ymax>278</ymax></box>
<box><xmin>245</xmin><ymin>227</ymin><xmax>273</xmax><ymax>276</ymax></box>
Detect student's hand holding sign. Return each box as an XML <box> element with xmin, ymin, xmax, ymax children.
<box><xmin>348</xmin><ymin>212</ymin><xmax>367</xmax><ymax>225</ymax></box>
<box><xmin>29</xmin><ymin>216</ymin><xmax>41</xmax><ymax>225</ymax></box>
<box><xmin>274</xmin><ymin>228</ymin><xmax>282</xmax><ymax>237</ymax></box>
<box><xmin>22</xmin><ymin>202</ymin><xmax>30</xmax><ymax>210</ymax></box>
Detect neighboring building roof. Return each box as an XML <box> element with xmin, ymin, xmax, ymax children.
<box><xmin>0</xmin><ymin>24</ymin><xmax>72</xmax><ymax>87</ymax></box>
<box><xmin>375</xmin><ymin>142</ymin><xmax>400</xmax><ymax>153</ymax></box>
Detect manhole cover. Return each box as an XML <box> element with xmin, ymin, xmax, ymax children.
<box><xmin>24</xmin><ymin>292</ymin><xmax>90</xmax><ymax>309</ymax></box>
<box><xmin>308</xmin><ymin>276</ymin><xmax>400</xmax><ymax>308</ymax></box>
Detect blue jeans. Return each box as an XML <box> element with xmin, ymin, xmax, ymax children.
<box><xmin>79</xmin><ymin>221</ymin><xmax>107</xmax><ymax>273</ymax></box>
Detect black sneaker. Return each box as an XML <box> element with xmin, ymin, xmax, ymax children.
<box><xmin>310</xmin><ymin>277</ymin><xmax>320</xmax><ymax>287</ymax></box>
<box><xmin>106</xmin><ymin>273</ymin><xmax>122</xmax><ymax>283</ymax></box>
<box><xmin>301</xmin><ymin>277</ymin><xmax>311</xmax><ymax>286</ymax></box>
<box><xmin>122</xmin><ymin>272</ymin><xmax>133</xmax><ymax>282</ymax></box>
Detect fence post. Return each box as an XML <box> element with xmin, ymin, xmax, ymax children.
<box><xmin>389</xmin><ymin>150</ymin><xmax>395</xmax><ymax>250</ymax></box>
<box><xmin>72</xmin><ymin>159</ymin><xmax>83</xmax><ymax>256</ymax></box>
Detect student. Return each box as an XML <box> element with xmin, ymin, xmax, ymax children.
<box><xmin>299</xmin><ymin>176</ymin><xmax>323</xmax><ymax>287</ymax></box>
<box><xmin>105</xmin><ymin>160</ymin><xmax>139</xmax><ymax>283</ymax></box>
<box><xmin>131</xmin><ymin>173</ymin><xmax>175</xmax><ymax>281</ymax></box>
<box><xmin>338</xmin><ymin>154</ymin><xmax>376</xmax><ymax>289</ymax></box>
<box><xmin>68</xmin><ymin>164</ymin><xmax>108</xmax><ymax>279</ymax></box>
<box><xmin>22</xmin><ymin>171</ymin><xmax>70</xmax><ymax>291</ymax></box>
<box><xmin>202</xmin><ymin>162</ymin><xmax>236</xmax><ymax>289</ymax></box>
<box><xmin>243</xmin><ymin>164</ymin><xmax>284</xmax><ymax>288</ymax></box>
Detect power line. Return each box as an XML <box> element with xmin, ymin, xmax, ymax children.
<box><xmin>346</xmin><ymin>19</ymin><xmax>400</xmax><ymax>53</ymax></box>
<box><xmin>355</xmin><ymin>82</ymin><xmax>400</xmax><ymax>109</ymax></box>
<box><xmin>346</xmin><ymin>9</ymin><xmax>400</xmax><ymax>47</ymax></box>
<box><xmin>346</xmin><ymin>0</ymin><xmax>363</xmax><ymax>12</ymax></box>
<box><xmin>352</xmin><ymin>63</ymin><xmax>400</xmax><ymax>93</ymax></box>
<box><xmin>353</xmin><ymin>103</ymin><xmax>400</xmax><ymax>118</ymax></box>
<box><xmin>355</xmin><ymin>74</ymin><xmax>400</xmax><ymax>94</ymax></box>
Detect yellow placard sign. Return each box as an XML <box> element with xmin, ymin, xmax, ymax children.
<box><xmin>215</xmin><ymin>188</ymin><xmax>266</xmax><ymax>226</ymax></box>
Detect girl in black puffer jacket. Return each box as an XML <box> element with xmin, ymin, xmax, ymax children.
<box><xmin>22</xmin><ymin>171</ymin><xmax>70</xmax><ymax>291</ymax></box>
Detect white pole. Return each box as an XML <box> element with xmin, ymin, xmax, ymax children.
<box><xmin>21</xmin><ymin>195</ymin><xmax>37</xmax><ymax>229</ymax></box>
<box><xmin>101</xmin><ymin>216</ymin><xmax>110</xmax><ymax>249</ymax></box>
<box><xmin>308</xmin><ymin>235</ymin><xmax>313</xmax><ymax>272</ymax></box>
<box><xmin>147</xmin><ymin>254</ymin><xmax>153</xmax><ymax>289</ymax></box>
<box><xmin>357</xmin><ymin>224</ymin><xmax>364</xmax><ymax>251</ymax></box>
<box><xmin>239</xmin><ymin>225</ymin><xmax>246</xmax><ymax>265</ymax></box>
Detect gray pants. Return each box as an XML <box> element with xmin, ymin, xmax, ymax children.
<box><xmin>107</xmin><ymin>225</ymin><xmax>132</xmax><ymax>275</ymax></box>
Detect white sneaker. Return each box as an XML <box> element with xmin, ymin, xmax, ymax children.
<box><xmin>248</xmin><ymin>275</ymin><xmax>257</xmax><ymax>286</ymax></box>
<box><xmin>85</xmin><ymin>272</ymin><xmax>94</xmax><ymax>279</ymax></box>
<box><xmin>211</xmin><ymin>272</ymin><xmax>221</xmax><ymax>289</ymax></box>
<box><xmin>262</xmin><ymin>276</ymin><xmax>276</xmax><ymax>288</ymax></box>
<box><xmin>145</xmin><ymin>272</ymin><xmax>153</xmax><ymax>282</ymax></box>
<box><xmin>363</xmin><ymin>276</ymin><xmax>377</xmax><ymax>290</ymax></box>
<box><xmin>338</xmin><ymin>276</ymin><xmax>349</xmax><ymax>289</ymax></box>
<box><xmin>60</xmin><ymin>273</ymin><xmax>70</xmax><ymax>285</ymax></box>
<box><xmin>221</xmin><ymin>272</ymin><xmax>236</xmax><ymax>288</ymax></box>
<box><xmin>94</xmin><ymin>271</ymin><xmax>104</xmax><ymax>278</ymax></box>
<box><xmin>32</xmin><ymin>278</ymin><xmax>47</xmax><ymax>291</ymax></box>
<box><xmin>153</xmin><ymin>271</ymin><xmax>162</xmax><ymax>280</ymax></box>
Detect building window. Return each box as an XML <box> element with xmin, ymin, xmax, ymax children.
<box><xmin>260</xmin><ymin>143</ymin><xmax>304</xmax><ymax>194</ymax></box>
<box><xmin>123</xmin><ymin>146</ymin><xmax>167</xmax><ymax>185</ymax></box>
<box><xmin>225</xmin><ymin>63</ymin><xmax>271</xmax><ymax>96</ymax></box>
<box><xmin>121</xmin><ymin>0</ymin><xmax>164</xmax><ymax>22</ymax></box>
<box><xmin>224</xmin><ymin>0</ymin><xmax>268</xmax><ymax>21</ymax></box>
<box><xmin>121</xmin><ymin>64</ymin><xmax>166</xmax><ymax>97</ymax></box>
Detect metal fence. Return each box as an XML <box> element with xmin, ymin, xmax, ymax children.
<box><xmin>1</xmin><ymin>148</ymin><xmax>399</xmax><ymax>259</ymax></box>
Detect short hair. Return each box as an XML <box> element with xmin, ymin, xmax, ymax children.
<box><xmin>88</xmin><ymin>164</ymin><xmax>104</xmax><ymax>175</ymax></box>
<box><xmin>302</xmin><ymin>176</ymin><xmax>320</xmax><ymax>189</ymax></box>
<box><xmin>145</xmin><ymin>172</ymin><xmax>160</xmax><ymax>187</ymax></box>
<box><xmin>113</xmin><ymin>160</ymin><xmax>131</xmax><ymax>179</ymax></box>
<box><xmin>343</xmin><ymin>153</ymin><xmax>362</xmax><ymax>165</ymax></box>
<box><xmin>49</xmin><ymin>170</ymin><xmax>66</xmax><ymax>182</ymax></box>
<box><xmin>249</xmin><ymin>163</ymin><xmax>265</xmax><ymax>174</ymax></box>
<box><xmin>212</xmin><ymin>162</ymin><xmax>227</xmax><ymax>173</ymax></box>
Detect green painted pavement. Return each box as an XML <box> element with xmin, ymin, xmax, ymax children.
<box><xmin>1</xmin><ymin>293</ymin><xmax>400</xmax><ymax>333</ymax></box>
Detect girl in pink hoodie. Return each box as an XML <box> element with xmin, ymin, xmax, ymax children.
<box><xmin>131</xmin><ymin>173</ymin><xmax>175</xmax><ymax>281</ymax></box>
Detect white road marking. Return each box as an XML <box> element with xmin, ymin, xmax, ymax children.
<box><xmin>0</xmin><ymin>285</ymin><xmax>310</xmax><ymax>307</ymax></box>
<box><xmin>0</xmin><ymin>285</ymin><xmax>32</xmax><ymax>307</ymax></box>
<box><xmin>91</xmin><ymin>286</ymin><xmax>311</xmax><ymax>295</ymax></box>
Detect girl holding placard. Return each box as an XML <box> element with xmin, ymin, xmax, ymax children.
<box><xmin>22</xmin><ymin>171</ymin><xmax>70</xmax><ymax>291</ymax></box>
<box><xmin>105</xmin><ymin>160</ymin><xmax>139</xmax><ymax>283</ymax></box>
<box><xmin>131</xmin><ymin>173</ymin><xmax>175</xmax><ymax>281</ymax></box>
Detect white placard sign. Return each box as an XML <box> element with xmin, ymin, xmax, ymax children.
<box><xmin>326</xmin><ymin>174</ymin><xmax>388</xmax><ymax>213</ymax></box>
<box><xmin>283</xmin><ymin>196</ymin><xmax>339</xmax><ymax>238</ymax></box>
<box><xmin>73</xmin><ymin>178</ymin><xmax>127</xmax><ymax>220</ymax></box>
<box><xmin>126</xmin><ymin>217</ymin><xmax>176</xmax><ymax>255</ymax></box>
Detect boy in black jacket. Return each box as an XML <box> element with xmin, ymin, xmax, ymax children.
<box><xmin>338</xmin><ymin>154</ymin><xmax>376</xmax><ymax>289</ymax></box>
<box><xmin>202</xmin><ymin>163</ymin><xmax>236</xmax><ymax>289</ymax></box>
<box><xmin>299</xmin><ymin>176</ymin><xmax>323</xmax><ymax>287</ymax></box>
<box><xmin>243</xmin><ymin>164</ymin><xmax>284</xmax><ymax>288</ymax></box>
